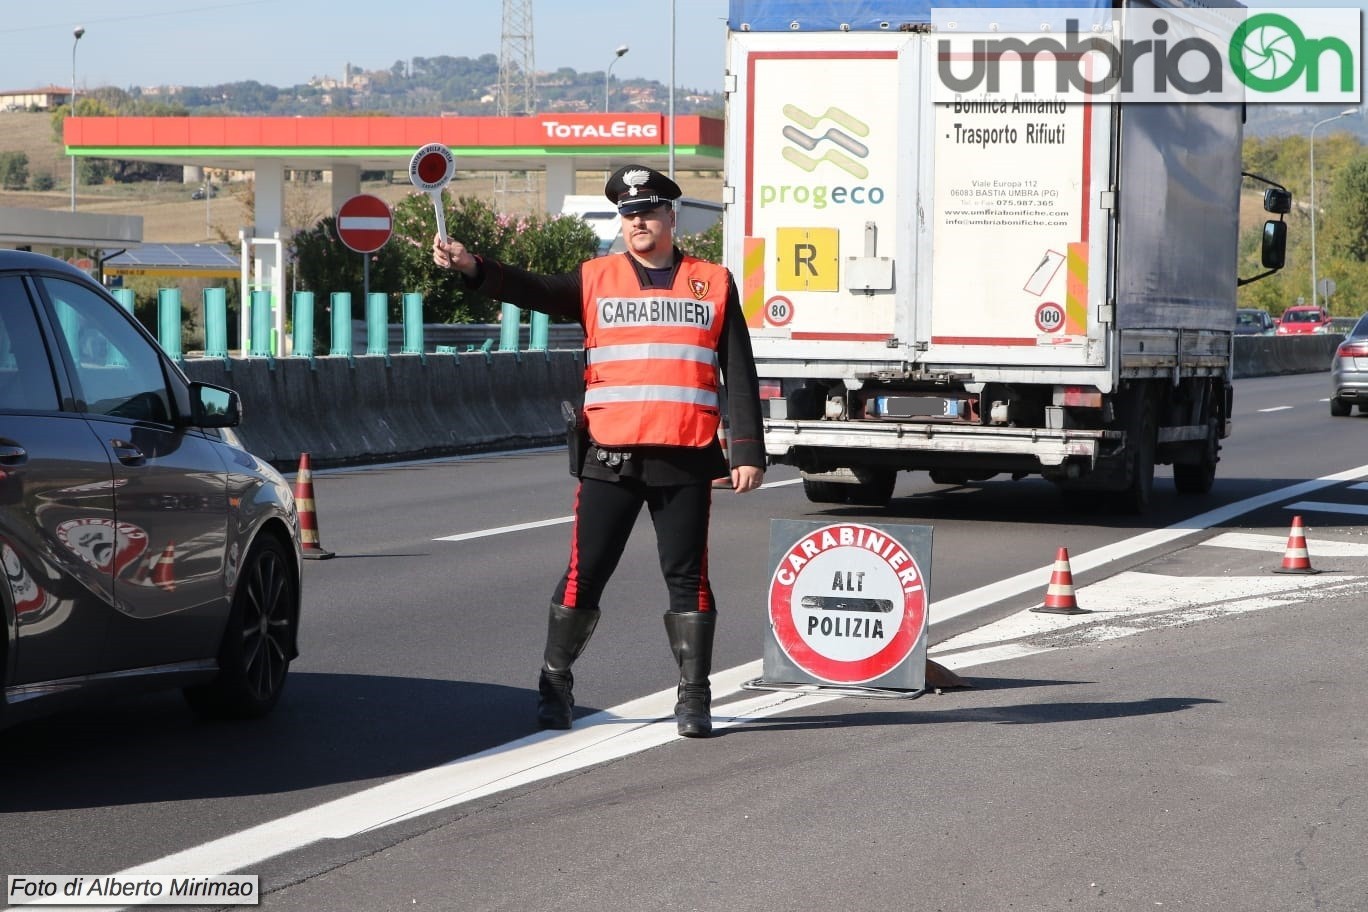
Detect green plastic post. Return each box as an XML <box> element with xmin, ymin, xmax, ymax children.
<box><xmin>402</xmin><ymin>292</ymin><xmax>424</xmax><ymax>354</ymax></box>
<box><xmin>249</xmin><ymin>290</ymin><xmax>272</xmax><ymax>357</ymax></box>
<box><xmin>366</xmin><ymin>292</ymin><xmax>387</xmax><ymax>356</ymax></box>
<box><xmin>499</xmin><ymin>302</ymin><xmax>521</xmax><ymax>352</ymax></box>
<box><xmin>111</xmin><ymin>288</ymin><xmax>135</xmax><ymax>313</ymax></box>
<box><xmin>330</xmin><ymin>292</ymin><xmax>353</xmax><ymax>356</ymax></box>
<box><xmin>157</xmin><ymin>288</ymin><xmax>183</xmax><ymax>360</ymax></box>
<box><xmin>293</xmin><ymin>291</ymin><xmax>315</xmax><ymax>358</ymax></box>
<box><xmin>202</xmin><ymin>287</ymin><xmax>229</xmax><ymax>358</ymax></box>
<box><xmin>529</xmin><ymin>310</ymin><xmax>550</xmax><ymax>351</ymax></box>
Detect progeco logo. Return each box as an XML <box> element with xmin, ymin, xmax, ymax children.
<box><xmin>780</xmin><ymin>104</ymin><xmax>870</xmax><ymax>178</ymax></box>
<box><xmin>761</xmin><ymin>104</ymin><xmax>886</xmax><ymax>211</ymax></box>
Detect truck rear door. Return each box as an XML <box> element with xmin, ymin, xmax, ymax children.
<box><xmin>726</xmin><ymin>31</ymin><xmax>919</xmax><ymax>369</ymax></box>
<box><xmin>726</xmin><ymin>24</ymin><xmax>1115</xmax><ymax>375</ymax></box>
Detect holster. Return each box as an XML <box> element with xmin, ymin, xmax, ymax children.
<box><xmin>562</xmin><ymin>401</ymin><xmax>588</xmax><ymax>477</ymax></box>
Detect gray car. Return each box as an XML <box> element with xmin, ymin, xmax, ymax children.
<box><xmin>1</xmin><ymin>250</ymin><xmax>302</xmax><ymax>730</ymax></box>
<box><xmin>1330</xmin><ymin>312</ymin><xmax>1368</xmax><ymax>417</ymax></box>
<box><xmin>1235</xmin><ymin>308</ymin><xmax>1275</xmax><ymax>335</ymax></box>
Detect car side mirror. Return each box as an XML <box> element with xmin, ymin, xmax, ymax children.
<box><xmin>189</xmin><ymin>381</ymin><xmax>241</xmax><ymax>428</ymax></box>
<box><xmin>1262</xmin><ymin>220</ymin><xmax>1287</xmax><ymax>270</ymax></box>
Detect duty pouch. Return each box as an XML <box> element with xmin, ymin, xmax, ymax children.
<box><xmin>561</xmin><ymin>401</ymin><xmax>588</xmax><ymax>477</ymax></box>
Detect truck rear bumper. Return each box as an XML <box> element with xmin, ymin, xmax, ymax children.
<box><xmin>763</xmin><ymin>420</ymin><xmax>1115</xmax><ymax>467</ymax></box>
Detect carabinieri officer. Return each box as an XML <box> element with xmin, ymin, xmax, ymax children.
<box><xmin>433</xmin><ymin>164</ymin><xmax>765</xmax><ymax>738</ymax></box>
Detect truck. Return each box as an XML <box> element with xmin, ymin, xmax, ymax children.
<box><xmin>722</xmin><ymin>0</ymin><xmax>1289</xmax><ymax>513</ymax></box>
<box><xmin>561</xmin><ymin>194</ymin><xmax>724</xmax><ymax>256</ymax></box>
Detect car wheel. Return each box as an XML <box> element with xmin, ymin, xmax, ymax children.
<box><xmin>184</xmin><ymin>535</ymin><xmax>297</xmax><ymax>719</ymax></box>
<box><xmin>1330</xmin><ymin>396</ymin><xmax>1351</xmax><ymax>417</ymax></box>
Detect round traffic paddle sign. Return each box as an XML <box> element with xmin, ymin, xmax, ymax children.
<box><xmin>335</xmin><ymin>194</ymin><xmax>393</xmax><ymax>254</ymax></box>
<box><xmin>409</xmin><ymin>143</ymin><xmax>455</xmax><ymax>192</ymax></box>
<box><xmin>409</xmin><ymin>142</ymin><xmax>456</xmax><ymax>242</ymax></box>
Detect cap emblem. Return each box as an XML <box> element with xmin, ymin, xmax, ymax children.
<box><xmin>623</xmin><ymin>168</ymin><xmax>650</xmax><ymax>197</ymax></box>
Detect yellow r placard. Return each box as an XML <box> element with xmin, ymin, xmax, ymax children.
<box><xmin>776</xmin><ymin>227</ymin><xmax>838</xmax><ymax>292</ymax></box>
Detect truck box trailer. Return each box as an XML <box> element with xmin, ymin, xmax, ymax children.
<box><xmin>562</xmin><ymin>195</ymin><xmax>723</xmax><ymax>256</ymax></box>
<box><xmin>724</xmin><ymin>0</ymin><xmax>1289</xmax><ymax>512</ymax></box>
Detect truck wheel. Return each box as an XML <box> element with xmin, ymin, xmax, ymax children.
<box><xmin>1173</xmin><ymin>424</ymin><xmax>1218</xmax><ymax>495</ymax></box>
<box><xmin>1330</xmin><ymin>396</ymin><xmax>1351</xmax><ymax>417</ymax></box>
<box><xmin>1173</xmin><ymin>454</ymin><xmax>1216</xmax><ymax>495</ymax></box>
<box><xmin>803</xmin><ymin>478</ymin><xmax>849</xmax><ymax>504</ymax></box>
<box><xmin>802</xmin><ymin>470</ymin><xmax>896</xmax><ymax>507</ymax></box>
<box><xmin>1118</xmin><ymin>400</ymin><xmax>1156</xmax><ymax>514</ymax></box>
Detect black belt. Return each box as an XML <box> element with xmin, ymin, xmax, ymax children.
<box><xmin>593</xmin><ymin>446</ymin><xmax>632</xmax><ymax>467</ymax></box>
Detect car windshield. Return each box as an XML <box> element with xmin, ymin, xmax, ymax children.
<box><xmin>1237</xmin><ymin>312</ymin><xmax>1262</xmax><ymax>325</ymax></box>
<box><xmin>1352</xmin><ymin>314</ymin><xmax>1368</xmax><ymax>337</ymax></box>
<box><xmin>1284</xmin><ymin>309</ymin><xmax>1321</xmax><ymax>323</ymax></box>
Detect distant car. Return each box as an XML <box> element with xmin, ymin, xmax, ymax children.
<box><xmin>0</xmin><ymin>250</ymin><xmax>302</xmax><ymax>731</ymax></box>
<box><xmin>1330</xmin><ymin>312</ymin><xmax>1368</xmax><ymax>417</ymax></box>
<box><xmin>191</xmin><ymin>185</ymin><xmax>218</xmax><ymax>200</ymax></box>
<box><xmin>1234</xmin><ymin>308</ymin><xmax>1275</xmax><ymax>335</ymax></box>
<box><xmin>1275</xmin><ymin>305</ymin><xmax>1333</xmax><ymax>335</ymax></box>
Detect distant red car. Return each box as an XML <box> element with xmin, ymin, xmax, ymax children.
<box><xmin>1275</xmin><ymin>305</ymin><xmax>1333</xmax><ymax>335</ymax></box>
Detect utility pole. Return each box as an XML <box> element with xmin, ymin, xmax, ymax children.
<box><xmin>495</xmin><ymin>0</ymin><xmax>537</xmax><ymax>212</ymax></box>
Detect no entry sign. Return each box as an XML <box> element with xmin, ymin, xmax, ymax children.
<box><xmin>761</xmin><ymin>519</ymin><xmax>929</xmax><ymax>690</ymax></box>
<box><xmin>336</xmin><ymin>194</ymin><xmax>393</xmax><ymax>253</ymax></box>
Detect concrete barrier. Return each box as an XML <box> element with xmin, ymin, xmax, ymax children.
<box><xmin>1232</xmin><ymin>334</ymin><xmax>1340</xmax><ymax>379</ymax></box>
<box><xmin>178</xmin><ymin>335</ymin><xmax>1332</xmax><ymax>471</ymax></box>
<box><xmin>181</xmin><ymin>350</ymin><xmax>583</xmax><ymax>470</ymax></box>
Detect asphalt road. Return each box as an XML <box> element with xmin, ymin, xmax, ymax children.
<box><xmin>4</xmin><ymin>371</ymin><xmax>1367</xmax><ymax>911</ymax></box>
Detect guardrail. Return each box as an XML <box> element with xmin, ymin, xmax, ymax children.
<box><xmin>173</xmin><ymin>333</ymin><xmax>1339</xmax><ymax>473</ymax></box>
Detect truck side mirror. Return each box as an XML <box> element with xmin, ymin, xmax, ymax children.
<box><xmin>1263</xmin><ymin>187</ymin><xmax>1292</xmax><ymax>214</ymax></box>
<box><xmin>1262</xmin><ymin>220</ymin><xmax>1287</xmax><ymax>269</ymax></box>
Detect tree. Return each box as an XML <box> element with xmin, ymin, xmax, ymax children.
<box><xmin>0</xmin><ymin>152</ymin><xmax>29</xmax><ymax>190</ymax></box>
<box><xmin>290</xmin><ymin>192</ymin><xmax>598</xmax><ymax>350</ymax></box>
<box><xmin>1322</xmin><ymin>153</ymin><xmax>1368</xmax><ymax>264</ymax></box>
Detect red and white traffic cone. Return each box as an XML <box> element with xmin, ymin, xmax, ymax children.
<box><xmin>1031</xmin><ymin>546</ymin><xmax>1089</xmax><ymax>614</ymax></box>
<box><xmin>1273</xmin><ymin>515</ymin><xmax>1319</xmax><ymax>574</ymax></box>
<box><xmin>294</xmin><ymin>452</ymin><xmax>335</xmax><ymax>560</ymax></box>
<box><xmin>149</xmin><ymin>542</ymin><xmax>177</xmax><ymax>592</ymax></box>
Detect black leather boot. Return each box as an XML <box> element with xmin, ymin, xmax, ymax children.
<box><xmin>537</xmin><ymin>603</ymin><xmax>600</xmax><ymax>730</ymax></box>
<box><xmin>664</xmin><ymin>611</ymin><xmax>716</xmax><ymax>738</ymax></box>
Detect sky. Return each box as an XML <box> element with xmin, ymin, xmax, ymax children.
<box><xmin>0</xmin><ymin>1</ymin><xmax>1361</xmax><ymax>112</ymax></box>
<box><xmin>0</xmin><ymin>0</ymin><xmax>731</xmax><ymax>96</ymax></box>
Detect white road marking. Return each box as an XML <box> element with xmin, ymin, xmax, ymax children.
<box><xmin>432</xmin><ymin>477</ymin><xmax>803</xmax><ymax>542</ymax></box>
<box><xmin>929</xmin><ymin>464</ymin><xmax>1367</xmax><ymax>626</ymax></box>
<box><xmin>1284</xmin><ymin>500</ymin><xmax>1368</xmax><ymax>517</ymax></box>
<box><xmin>1258</xmin><ymin>406</ymin><xmax>1294</xmax><ymax>412</ymax></box>
<box><xmin>68</xmin><ymin>464</ymin><xmax>1368</xmax><ymax>909</ymax></box>
<box><xmin>434</xmin><ymin>517</ymin><xmax>573</xmax><ymax>542</ymax></box>
<box><xmin>930</xmin><ymin>571</ymin><xmax>1358</xmax><ymax>659</ymax></box>
<box><xmin>1202</xmin><ymin>531</ymin><xmax>1368</xmax><ymax>557</ymax></box>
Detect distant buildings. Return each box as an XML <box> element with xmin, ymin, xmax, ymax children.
<box><xmin>0</xmin><ymin>86</ymin><xmax>73</xmax><ymax>111</ymax></box>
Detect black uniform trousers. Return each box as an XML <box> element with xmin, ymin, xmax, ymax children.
<box><xmin>553</xmin><ymin>475</ymin><xmax>715</xmax><ymax>616</ymax></box>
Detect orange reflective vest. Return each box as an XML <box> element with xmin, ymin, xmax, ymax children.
<box><xmin>581</xmin><ymin>253</ymin><xmax>729</xmax><ymax>448</ymax></box>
